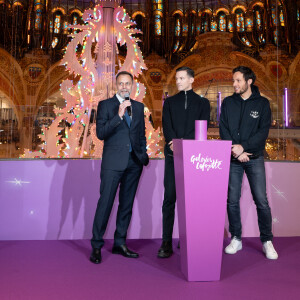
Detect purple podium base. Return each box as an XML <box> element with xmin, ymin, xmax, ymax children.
<box><xmin>173</xmin><ymin>139</ymin><xmax>232</xmax><ymax>281</ymax></box>
<box><xmin>0</xmin><ymin>159</ymin><xmax>299</xmax><ymax>242</ymax></box>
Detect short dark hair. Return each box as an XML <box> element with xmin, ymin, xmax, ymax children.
<box><xmin>116</xmin><ymin>71</ymin><xmax>133</xmax><ymax>82</ymax></box>
<box><xmin>233</xmin><ymin>66</ymin><xmax>256</xmax><ymax>85</ymax></box>
<box><xmin>176</xmin><ymin>66</ymin><xmax>194</xmax><ymax>78</ymax></box>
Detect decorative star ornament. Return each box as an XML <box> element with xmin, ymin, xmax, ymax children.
<box><xmin>6</xmin><ymin>178</ymin><xmax>31</xmax><ymax>186</ymax></box>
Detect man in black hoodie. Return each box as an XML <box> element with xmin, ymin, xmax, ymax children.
<box><xmin>219</xmin><ymin>66</ymin><xmax>278</xmax><ymax>260</ymax></box>
<box><xmin>158</xmin><ymin>66</ymin><xmax>210</xmax><ymax>258</ymax></box>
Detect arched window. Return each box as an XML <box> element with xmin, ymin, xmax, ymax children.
<box><xmin>133</xmin><ymin>13</ymin><xmax>144</xmax><ymax>31</ymax></box>
<box><xmin>67</xmin><ymin>12</ymin><xmax>80</xmax><ymax>34</ymax></box>
<box><xmin>51</xmin><ymin>37</ymin><xmax>58</xmax><ymax>48</ymax></box>
<box><xmin>172</xmin><ymin>11</ymin><xmax>182</xmax><ymax>53</ymax></box>
<box><xmin>245</xmin><ymin>16</ymin><xmax>253</xmax><ymax>32</ymax></box>
<box><xmin>228</xmin><ymin>19</ymin><xmax>234</xmax><ymax>32</ymax></box>
<box><xmin>12</xmin><ymin>2</ymin><xmax>24</xmax><ymax>26</ymax></box>
<box><xmin>235</xmin><ymin>9</ymin><xmax>245</xmax><ymax>32</ymax></box>
<box><xmin>132</xmin><ymin>12</ymin><xmax>145</xmax><ymax>49</ymax></box>
<box><xmin>173</xmin><ymin>40</ymin><xmax>180</xmax><ymax>53</ymax></box>
<box><xmin>252</xmin><ymin>4</ymin><xmax>265</xmax><ymax>44</ymax></box>
<box><xmin>201</xmin><ymin>13</ymin><xmax>210</xmax><ymax>33</ymax></box>
<box><xmin>271</xmin><ymin>5</ymin><xmax>285</xmax><ymax>27</ymax></box>
<box><xmin>174</xmin><ymin>15</ymin><xmax>181</xmax><ymax>37</ymax></box>
<box><xmin>153</xmin><ymin>0</ymin><xmax>163</xmax><ymax>36</ymax></box>
<box><xmin>273</xmin><ymin>30</ymin><xmax>278</xmax><ymax>44</ymax></box>
<box><xmin>187</xmin><ymin>11</ymin><xmax>196</xmax><ymax>36</ymax></box>
<box><xmin>254</xmin><ymin>7</ymin><xmax>263</xmax><ymax>31</ymax></box>
<box><xmin>154</xmin><ymin>14</ymin><xmax>162</xmax><ymax>35</ymax></box>
<box><xmin>241</xmin><ymin>37</ymin><xmax>253</xmax><ymax>47</ymax></box>
<box><xmin>63</xmin><ymin>21</ymin><xmax>68</xmax><ymax>34</ymax></box>
<box><xmin>279</xmin><ymin>9</ymin><xmax>285</xmax><ymax>26</ymax></box>
<box><xmin>54</xmin><ymin>13</ymin><xmax>62</xmax><ymax>34</ymax></box>
<box><xmin>69</xmin><ymin>9</ymin><xmax>83</xmax><ymax>33</ymax></box>
<box><xmin>34</xmin><ymin>0</ymin><xmax>45</xmax><ymax>30</ymax></box>
<box><xmin>72</xmin><ymin>14</ymin><xmax>79</xmax><ymax>25</ymax></box>
<box><xmin>270</xmin><ymin>4</ymin><xmax>286</xmax><ymax>44</ymax></box>
<box><xmin>218</xmin><ymin>12</ymin><xmax>226</xmax><ymax>32</ymax></box>
<box><xmin>12</xmin><ymin>2</ymin><xmax>23</xmax><ymax>13</ymax></box>
<box><xmin>211</xmin><ymin>15</ymin><xmax>217</xmax><ymax>32</ymax></box>
<box><xmin>258</xmin><ymin>34</ymin><xmax>265</xmax><ymax>44</ymax></box>
<box><xmin>271</xmin><ymin>7</ymin><xmax>278</xmax><ymax>26</ymax></box>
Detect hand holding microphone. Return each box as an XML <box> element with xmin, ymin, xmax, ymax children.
<box><xmin>118</xmin><ymin>93</ymin><xmax>132</xmax><ymax>118</ymax></box>
<box><xmin>124</xmin><ymin>93</ymin><xmax>131</xmax><ymax>117</ymax></box>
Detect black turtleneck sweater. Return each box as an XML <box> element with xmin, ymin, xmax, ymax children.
<box><xmin>219</xmin><ymin>85</ymin><xmax>271</xmax><ymax>156</ymax></box>
<box><xmin>162</xmin><ymin>89</ymin><xmax>210</xmax><ymax>144</ymax></box>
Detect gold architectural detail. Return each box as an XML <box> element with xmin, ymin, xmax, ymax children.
<box><xmin>69</xmin><ymin>9</ymin><xmax>83</xmax><ymax>16</ymax></box>
<box><xmin>132</xmin><ymin>11</ymin><xmax>146</xmax><ymax>18</ymax></box>
<box><xmin>52</xmin><ymin>7</ymin><xmax>66</xmax><ymax>14</ymax></box>
<box><xmin>215</xmin><ymin>8</ymin><xmax>230</xmax><ymax>15</ymax></box>
<box><xmin>249</xmin><ymin>1</ymin><xmax>264</xmax><ymax>10</ymax></box>
<box><xmin>199</xmin><ymin>8</ymin><xmax>212</xmax><ymax>16</ymax></box>
<box><xmin>12</xmin><ymin>1</ymin><xmax>23</xmax><ymax>7</ymax></box>
<box><xmin>186</xmin><ymin>9</ymin><xmax>196</xmax><ymax>16</ymax></box>
<box><xmin>172</xmin><ymin>9</ymin><xmax>183</xmax><ymax>17</ymax></box>
<box><xmin>232</xmin><ymin>5</ymin><xmax>247</xmax><ymax>14</ymax></box>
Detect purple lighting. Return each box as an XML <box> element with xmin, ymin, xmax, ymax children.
<box><xmin>217</xmin><ymin>91</ymin><xmax>222</xmax><ymax>121</ymax></box>
<box><xmin>284</xmin><ymin>88</ymin><xmax>288</xmax><ymax>127</ymax></box>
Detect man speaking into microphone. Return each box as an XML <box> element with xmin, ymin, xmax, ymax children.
<box><xmin>90</xmin><ymin>71</ymin><xmax>149</xmax><ymax>264</ymax></box>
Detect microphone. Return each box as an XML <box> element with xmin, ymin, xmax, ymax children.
<box><xmin>124</xmin><ymin>93</ymin><xmax>132</xmax><ymax>116</ymax></box>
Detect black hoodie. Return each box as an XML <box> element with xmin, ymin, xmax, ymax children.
<box><xmin>219</xmin><ymin>85</ymin><xmax>271</xmax><ymax>157</ymax></box>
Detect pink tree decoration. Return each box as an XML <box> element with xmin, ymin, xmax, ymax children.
<box><xmin>22</xmin><ymin>2</ymin><xmax>162</xmax><ymax>158</ymax></box>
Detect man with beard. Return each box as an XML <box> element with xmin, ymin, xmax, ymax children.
<box><xmin>219</xmin><ymin>66</ymin><xmax>278</xmax><ymax>260</ymax></box>
<box><xmin>90</xmin><ymin>71</ymin><xmax>149</xmax><ymax>264</ymax></box>
<box><xmin>158</xmin><ymin>66</ymin><xmax>210</xmax><ymax>258</ymax></box>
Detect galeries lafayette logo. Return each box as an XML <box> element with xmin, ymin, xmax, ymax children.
<box><xmin>190</xmin><ymin>154</ymin><xmax>222</xmax><ymax>171</ymax></box>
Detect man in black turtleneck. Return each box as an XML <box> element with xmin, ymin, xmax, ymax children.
<box><xmin>158</xmin><ymin>66</ymin><xmax>210</xmax><ymax>258</ymax></box>
<box><xmin>219</xmin><ymin>66</ymin><xmax>278</xmax><ymax>260</ymax></box>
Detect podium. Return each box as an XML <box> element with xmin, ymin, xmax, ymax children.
<box><xmin>173</xmin><ymin>139</ymin><xmax>232</xmax><ymax>281</ymax></box>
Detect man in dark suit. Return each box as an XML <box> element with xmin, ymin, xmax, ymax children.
<box><xmin>158</xmin><ymin>66</ymin><xmax>210</xmax><ymax>258</ymax></box>
<box><xmin>90</xmin><ymin>71</ymin><xmax>149</xmax><ymax>264</ymax></box>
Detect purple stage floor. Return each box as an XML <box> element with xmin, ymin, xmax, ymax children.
<box><xmin>0</xmin><ymin>238</ymin><xmax>299</xmax><ymax>300</ymax></box>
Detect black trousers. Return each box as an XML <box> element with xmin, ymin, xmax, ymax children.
<box><xmin>91</xmin><ymin>152</ymin><xmax>143</xmax><ymax>249</ymax></box>
<box><xmin>162</xmin><ymin>145</ymin><xmax>176</xmax><ymax>241</ymax></box>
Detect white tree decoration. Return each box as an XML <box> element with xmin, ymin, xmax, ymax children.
<box><xmin>22</xmin><ymin>3</ymin><xmax>163</xmax><ymax>159</ymax></box>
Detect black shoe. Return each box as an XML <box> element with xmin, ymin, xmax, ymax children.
<box><xmin>90</xmin><ymin>248</ymin><xmax>101</xmax><ymax>264</ymax></box>
<box><xmin>158</xmin><ymin>241</ymin><xmax>173</xmax><ymax>258</ymax></box>
<box><xmin>112</xmin><ymin>244</ymin><xmax>139</xmax><ymax>258</ymax></box>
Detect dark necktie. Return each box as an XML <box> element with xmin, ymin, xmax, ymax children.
<box><xmin>124</xmin><ymin>110</ymin><xmax>132</xmax><ymax>152</ymax></box>
<box><xmin>124</xmin><ymin>110</ymin><xmax>131</xmax><ymax>127</ymax></box>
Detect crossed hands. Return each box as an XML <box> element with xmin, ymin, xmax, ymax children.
<box><xmin>231</xmin><ymin>144</ymin><xmax>252</xmax><ymax>163</ymax></box>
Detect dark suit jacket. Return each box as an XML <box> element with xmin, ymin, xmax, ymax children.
<box><xmin>96</xmin><ymin>95</ymin><xmax>149</xmax><ymax>171</ymax></box>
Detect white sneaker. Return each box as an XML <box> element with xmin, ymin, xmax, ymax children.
<box><xmin>263</xmin><ymin>241</ymin><xmax>278</xmax><ymax>260</ymax></box>
<box><xmin>225</xmin><ymin>237</ymin><xmax>242</xmax><ymax>254</ymax></box>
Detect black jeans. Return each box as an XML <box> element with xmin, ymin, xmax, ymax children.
<box><xmin>162</xmin><ymin>145</ymin><xmax>176</xmax><ymax>242</ymax></box>
<box><xmin>227</xmin><ymin>156</ymin><xmax>273</xmax><ymax>243</ymax></box>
